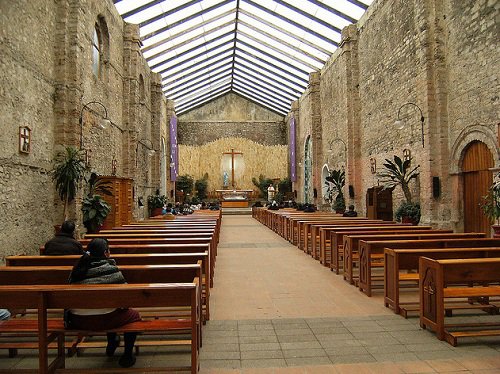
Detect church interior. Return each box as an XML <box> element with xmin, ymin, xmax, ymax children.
<box><xmin>0</xmin><ymin>0</ymin><xmax>499</xmax><ymax>372</ymax></box>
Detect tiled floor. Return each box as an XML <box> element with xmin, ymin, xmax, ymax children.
<box><xmin>201</xmin><ymin>216</ymin><xmax>499</xmax><ymax>373</ymax></box>
<box><xmin>1</xmin><ymin>215</ymin><xmax>498</xmax><ymax>373</ymax></box>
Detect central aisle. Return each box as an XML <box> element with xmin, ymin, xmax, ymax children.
<box><xmin>210</xmin><ymin>215</ymin><xmax>389</xmax><ymax>320</ymax></box>
<box><xmin>200</xmin><ymin>214</ymin><xmax>500</xmax><ymax>373</ymax></box>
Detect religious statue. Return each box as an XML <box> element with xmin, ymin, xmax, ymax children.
<box><xmin>223</xmin><ymin>171</ymin><xmax>229</xmax><ymax>188</ymax></box>
<box><xmin>267</xmin><ymin>184</ymin><xmax>275</xmax><ymax>202</ymax></box>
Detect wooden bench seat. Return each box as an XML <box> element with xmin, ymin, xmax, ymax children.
<box><xmin>420</xmin><ymin>257</ymin><xmax>500</xmax><ymax>346</ymax></box>
<box><xmin>0</xmin><ymin>283</ymin><xmax>200</xmax><ymax>373</ymax></box>
<box><xmin>384</xmin><ymin>247</ymin><xmax>500</xmax><ymax>316</ymax></box>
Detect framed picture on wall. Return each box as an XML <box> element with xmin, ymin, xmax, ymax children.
<box><xmin>19</xmin><ymin>126</ymin><xmax>31</xmax><ymax>154</ymax></box>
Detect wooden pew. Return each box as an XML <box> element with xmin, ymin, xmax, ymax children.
<box><xmin>384</xmin><ymin>247</ymin><xmax>500</xmax><ymax>316</ymax></box>
<box><xmin>6</xmin><ymin>252</ymin><xmax>212</xmax><ymax>320</ymax></box>
<box><xmin>419</xmin><ymin>257</ymin><xmax>500</xmax><ymax>346</ymax></box>
<box><xmin>301</xmin><ymin>219</ymin><xmax>385</xmax><ymax>254</ymax></box>
<box><xmin>325</xmin><ymin>226</ymin><xmax>437</xmax><ymax>272</ymax></box>
<box><xmin>0</xmin><ymin>283</ymin><xmax>199</xmax><ymax>373</ymax></box>
<box><xmin>84</xmin><ymin>231</ymin><xmax>218</xmax><ymax>259</ymax></box>
<box><xmin>343</xmin><ymin>233</ymin><xmax>487</xmax><ymax>286</ymax></box>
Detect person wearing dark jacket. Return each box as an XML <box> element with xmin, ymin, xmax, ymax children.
<box><xmin>44</xmin><ymin>221</ymin><xmax>84</xmax><ymax>255</ymax></box>
<box><xmin>343</xmin><ymin>205</ymin><xmax>358</xmax><ymax>217</ymax></box>
<box><xmin>68</xmin><ymin>238</ymin><xmax>141</xmax><ymax>368</ymax></box>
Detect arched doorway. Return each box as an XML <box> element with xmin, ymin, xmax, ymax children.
<box><xmin>304</xmin><ymin>136</ymin><xmax>312</xmax><ymax>203</ymax></box>
<box><xmin>462</xmin><ymin>141</ymin><xmax>493</xmax><ymax>235</ymax></box>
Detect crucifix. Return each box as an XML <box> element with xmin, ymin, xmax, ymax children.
<box><xmin>222</xmin><ymin>148</ymin><xmax>243</xmax><ymax>188</ymax></box>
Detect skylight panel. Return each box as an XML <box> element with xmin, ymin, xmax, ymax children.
<box><xmin>241</xmin><ymin>1</ymin><xmax>337</xmax><ymax>52</ymax></box>
<box><xmin>169</xmin><ymin>70</ymin><xmax>232</xmax><ymax>99</ymax></box>
<box><xmin>235</xmin><ymin>53</ymin><xmax>306</xmax><ymax>91</ymax></box>
<box><xmin>322</xmin><ymin>0</ymin><xmax>365</xmax><ymax>19</ymax></box>
<box><xmin>232</xmin><ymin>79</ymin><xmax>292</xmax><ymax>109</ymax></box>
<box><xmin>147</xmin><ymin>33</ymin><xmax>233</xmax><ymax>68</ymax></box>
<box><xmin>233</xmin><ymin>82</ymin><xmax>289</xmax><ymax>110</ymax></box>
<box><xmin>232</xmin><ymin>74</ymin><xmax>292</xmax><ymax>102</ymax></box>
<box><xmin>232</xmin><ymin>87</ymin><xmax>288</xmax><ymax>114</ymax></box>
<box><xmin>166</xmin><ymin>65</ymin><xmax>232</xmax><ymax>96</ymax></box>
<box><xmin>236</xmin><ymin>41</ymin><xmax>310</xmax><ymax>83</ymax></box>
<box><xmin>171</xmin><ymin>74</ymin><xmax>232</xmax><ymax>101</ymax></box>
<box><xmin>176</xmin><ymin>88</ymin><xmax>231</xmax><ymax>114</ymax></box>
<box><xmin>175</xmin><ymin>79</ymin><xmax>232</xmax><ymax>105</ymax></box>
<box><xmin>237</xmin><ymin>26</ymin><xmax>320</xmax><ymax>71</ymax></box>
<box><xmin>163</xmin><ymin>58</ymin><xmax>232</xmax><ymax>87</ymax></box>
<box><xmin>234</xmin><ymin>61</ymin><xmax>302</xmax><ymax>95</ymax></box>
<box><xmin>233</xmin><ymin>70</ymin><xmax>297</xmax><ymax>102</ymax></box>
<box><xmin>160</xmin><ymin>50</ymin><xmax>233</xmax><ymax>78</ymax></box>
<box><xmin>236</xmin><ymin>43</ymin><xmax>309</xmax><ymax>85</ymax></box>
<box><xmin>238</xmin><ymin>13</ymin><xmax>330</xmax><ymax>61</ymax></box>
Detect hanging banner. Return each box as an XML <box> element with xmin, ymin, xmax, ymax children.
<box><xmin>289</xmin><ymin>117</ymin><xmax>297</xmax><ymax>182</ymax></box>
<box><xmin>169</xmin><ymin>115</ymin><xmax>178</xmax><ymax>182</ymax></box>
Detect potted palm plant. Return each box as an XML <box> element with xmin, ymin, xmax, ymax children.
<box><xmin>378</xmin><ymin>155</ymin><xmax>421</xmax><ymax>224</ymax></box>
<box><xmin>326</xmin><ymin>168</ymin><xmax>346</xmax><ymax>213</ymax></box>
<box><xmin>81</xmin><ymin>173</ymin><xmax>112</xmax><ymax>233</ymax></box>
<box><xmin>147</xmin><ymin>192</ymin><xmax>167</xmax><ymax>217</ymax></box>
<box><xmin>52</xmin><ymin>147</ymin><xmax>87</xmax><ymax>222</ymax></box>
<box><xmin>481</xmin><ymin>174</ymin><xmax>500</xmax><ymax>237</ymax></box>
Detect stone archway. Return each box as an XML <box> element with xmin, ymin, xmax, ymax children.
<box><xmin>449</xmin><ymin>125</ymin><xmax>499</xmax><ymax>231</ymax></box>
<box><xmin>304</xmin><ymin>136</ymin><xmax>313</xmax><ymax>203</ymax></box>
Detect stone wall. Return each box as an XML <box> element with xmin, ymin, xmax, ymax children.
<box><xmin>291</xmin><ymin>0</ymin><xmax>499</xmax><ymax>228</ymax></box>
<box><xmin>0</xmin><ymin>0</ymin><xmax>169</xmax><ymax>259</ymax></box>
<box><xmin>177</xmin><ymin>92</ymin><xmax>287</xmax><ymax>193</ymax></box>
<box><xmin>178</xmin><ymin>138</ymin><xmax>288</xmax><ymax>193</ymax></box>
<box><xmin>178</xmin><ymin>93</ymin><xmax>286</xmax><ymax>146</ymax></box>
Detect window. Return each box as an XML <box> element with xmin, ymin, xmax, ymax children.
<box><xmin>92</xmin><ymin>26</ymin><xmax>100</xmax><ymax>77</ymax></box>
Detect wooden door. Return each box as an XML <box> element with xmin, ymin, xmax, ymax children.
<box><xmin>462</xmin><ymin>141</ymin><xmax>493</xmax><ymax>235</ymax></box>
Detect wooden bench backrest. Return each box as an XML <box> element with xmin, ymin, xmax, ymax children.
<box><xmin>386</xmin><ymin>247</ymin><xmax>500</xmax><ymax>270</ymax></box>
<box><xmin>0</xmin><ymin>283</ymin><xmax>197</xmax><ymax>312</ymax></box>
<box><xmin>420</xmin><ymin>257</ymin><xmax>500</xmax><ymax>285</ymax></box>
<box><xmin>0</xmin><ymin>264</ymin><xmax>201</xmax><ymax>285</ymax></box>
<box><xmin>84</xmin><ymin>232</ymin><xmax>213</xmax><ymax>239</ymax></box>
<box><xmin>40</xmin><ymin>242</ymin><xmax>210</xmax><ymax>255</ymax></box>
<box><xmin>361</xmin><ymin>237</ymin><xmax>500</xmax><ymax>253</ymax></box>
<box><xmin>348</xmin><ymin>233</ymin><xmax>486</xmax><ymax>252</ymax></box>
<box><xmin>6</xmin><ymin>252</ymin><xmax>209</xmax><ymax>267</ymax></box>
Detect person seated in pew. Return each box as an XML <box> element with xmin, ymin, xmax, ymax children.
<box><xmin>0</xmin><ymin>309</ymin><xmax>11</xmax><ymax>320</ymax></box>
<box><xmin>343</xmin><ymin>204</ymin><xmax>358</xmax><ymax>217</ymax></box>
<box><xmin>68</xmin><ymin>238</ymin><xmax>141</xmax><ymax>368</ymax></box>
<box><xmin>268</xmin><ymin>200</ymin><xmax>280</xmax><ymax>210</ymax></box>
<box><xmin>44</xmin><ymin>220</ymin><xmax>84</xmax><ymax>256</ymax></box>
<box><xmin>303</xmin><ymin>203</ymin><xmax>316</xmax><ymax>212</ymax></box>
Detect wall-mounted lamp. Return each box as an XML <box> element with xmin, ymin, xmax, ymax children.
<box><xmin>135</xmin><ymin>139</ymin><xmax>156</xmax><ymax>167</ymax></box>
<box><xmin>79</xmin><ymin>101</ymin><xmax>111</xmax><ymax>149</ymax></box>
<box><xmin>394</xmin><ymin>102</ymin><xmax>425</xmax><ymax>147</ymax></box>
<box><xmin>370</xmin><ymin>157</ymin><xmax>377</xmax><ymax>174</ymax></box>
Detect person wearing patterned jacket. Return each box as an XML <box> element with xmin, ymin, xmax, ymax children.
<box><xmin>68</xmin><ymin>238</ymin><xmax>140</xmax><ymax>368</ymax></box>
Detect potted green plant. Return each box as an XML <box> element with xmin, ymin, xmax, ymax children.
<box><xmin>195</xmin><ymin>173</ymin><xmax>209</xmax><ymax>201</ymax></box>
<box><xmin>147</xmin><ymin>193</ymin><xmax>167</xmax><ymax>217</ymax></box>
<box><xmin>325</xmin><ymin>168</ymin><xmax>346</xmax><ymax>213</ymax></box>
<box><xmin>252</xmin><ymin>175</ymin><xmax>274</xmax><ymax>199</ymax></box>
<box><xmin>52</xmin><ymin>146</ymin><xmax>87</xmax><ymax>222</ymax></box>
<box><xmin>81</xmin><ymin>173</ymin><xmax>112</xmax><ymax>233</ymax></box>
<box><xmin>481</xmin><ymin>175</ymin><xmax>500</xmax><ymax>237</ymax></box>
<box><xmin>378</xmin><ymin>155</ymin><xmax>421</xmax><ymax>224</ymax></box>
<box><xmin>176</xmin><ymin>174</ymin><xmax>194</xmax><ymax>203</ymax></box>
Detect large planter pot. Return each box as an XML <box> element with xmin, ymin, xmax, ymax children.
<box><xmin>401</xmin><ymin>216</ymin><xmax>419</xmax><ymax>225</ymax></box>
<box><xmin>150</xmin><ymin>207</ymin><xmax>164</xmax><ymax>217</ymax></box>
<box><xmin>492</xmin><ymin>224</ymin><xmax>500</xmax><ymax>238</ymax></box>
<box><xmin>85</xmin><ymin>221</ymin><xmax>102</xmax><ymax>234</ymax></box>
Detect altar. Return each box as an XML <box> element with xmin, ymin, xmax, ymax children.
<box><xmin>216</xmin><ymin>189</ymin><xmax>253</xmax><ymax>208</ymax></box>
